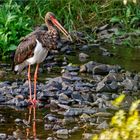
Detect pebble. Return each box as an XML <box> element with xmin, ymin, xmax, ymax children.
<box><xmin>0</xmin><ymin>133</ymin><xmax>7</xmax><ymax>139</ymax></box>
<box><xmin>56</xmin><ymin>129</ymin><xmax>69</xmax><ymax>135</ymax></box>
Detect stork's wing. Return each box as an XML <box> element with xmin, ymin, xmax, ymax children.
<box><xmin>14</xmin><ymin>35</ymin><xmax>36</xmax><ymax>65</ymax></box>
<box><xmin>14</xmin><ymin>26</ymin><xmax>48</xmax><ymax>65</ymax></box>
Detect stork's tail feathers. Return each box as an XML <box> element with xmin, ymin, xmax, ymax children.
<box><xmin>14</xmin><ymin>61</ymin><xmax>28</xmax><ymax>74</ymax></box>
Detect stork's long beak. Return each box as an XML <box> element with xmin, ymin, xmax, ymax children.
<box><xmin>51</xmin><ymin>17</ymin><xmax>72</xmax><ymax>42</ymax></box>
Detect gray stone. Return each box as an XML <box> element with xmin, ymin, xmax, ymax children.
<box><xmin>96</xmin><ymin>121</ymin><xmax>108</xmax><ymax>129</ymax></box>
<box><xmin>56</xmin><ymin>129</ymin><xmax>69</xmax><ymax>135</ymax></box>
<box><xmin>0</xmin><ymin>133</ymin><xmax>7</xmax><ymax>139</ymax></box>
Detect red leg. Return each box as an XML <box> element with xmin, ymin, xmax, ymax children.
<box><xmin>33</xmin><ymin>64</ymin><xmax>39</xmax><ymax>104</ymax></box>
<box><xmin>28</xmin><ymin>64</ymin><xmax>32</xmax><ymax>101</ymax></box>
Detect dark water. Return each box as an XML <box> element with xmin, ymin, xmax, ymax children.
<box><xmin>0</xmin><ymin>106</ymin><xmax>84</xmax><ymax>140</ymax></box>
<box><xmin>0</xmin><ymin>46</ymin><xmax>140</xmax><ymax>139</ymax></box>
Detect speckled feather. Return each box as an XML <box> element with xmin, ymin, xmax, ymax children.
<box><xmin>14</xmin><ymin>27</ymin><xmax>60</xmax><ymax>65</ymax></box>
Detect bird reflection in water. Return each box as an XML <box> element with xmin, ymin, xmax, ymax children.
<box><xmin>26</xmin><ymin>106</ymin><xmax>37</xmax><ymax>140</ymax></box>
<box><xmin>13</xmin><ymin>106</ymin><xmax>37</xmax><ymax>139</ymax></box>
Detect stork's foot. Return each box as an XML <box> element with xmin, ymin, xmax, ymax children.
<box><xmin>28</xmin><ymin>99</ymin><xmax>38</xmax><ymax>106</ymax></box>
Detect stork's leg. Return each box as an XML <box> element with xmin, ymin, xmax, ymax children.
<box><xmin>33</xmin><ymin>64</ymin><xmax>39</xmax><ymax>104</ymax></box>
<box><xmin>28</xmin><ymin>64</ymin><xmax>32</xmax><ymax>101</ymax></box>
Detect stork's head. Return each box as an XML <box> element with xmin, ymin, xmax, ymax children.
<box><xmin>45</xmin><ymin>12</ymin><xmax>72</xmax><ymax>41</ymax></box>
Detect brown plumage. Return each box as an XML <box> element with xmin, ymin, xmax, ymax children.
<box><xmin>14</xmin><ymin>26</ymin><xmax>59</xmax><ymax>69</ymax></box>
<box><xmin>13</xmin><ymin>12</ymin><xmax>72</xmax><ymax>105</ymax></box>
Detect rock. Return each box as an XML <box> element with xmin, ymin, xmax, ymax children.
<box><xmin>63</xmin><ymin>117</ymin><xmax>76</xmax><ymax>125</ymax></box>
<box><xmin>80</xmin><ymin>65</ymin><xmax>87</xmax><ymax>73</ymax></box>
<box><xmin>60</xmin><ymin>45</ymin><xmax>73</xmax><ymax>54</ymax></box>
<box><xmin>85</xmin><ymin>61</ymin><xmax>99</xmax><ymax>73</ymax></box>
<box><xmin>64</xmin><ymin>108</ymin><xmax>96</xmax><ymax>116</ymax></box>
<box><xmin>82</xmin><ymin>133</ymin><xmax>93</xmax><ymax>140</ymax></box>
<box><xmin>80</xmin><ymin>45</ymin><xmax>89</xmax><ymax>51</ymax></box>
<box><xmin>0</xmin><ymin>133</ymin><xmax>7</xmax><ymax>139</ymax></box>
<box><xmin>44</xmin><ymin>124</ymin><xmax>53</xmax><ymax>130</ymax></box>
<box><xmin>46</xmin><ymin>80</ymin><xmax>62</xmax><ymax>91</ymax></box>
<box><xmin>92</xmin><ymin>112</ymin><xmax>112</xmax><ymax>117</ymax></box>
<box><xmin>96</xmin><ymin>81</ymin><xmax>110</xmax><ymax>92</ymax></box>
<box><xmin>79</xmin><ymin>52</ymin><xmax>89</xmax><ymax>62</ymax></box>
<box><xmin>44</xmin><ymin>114</ymin><xmax>57</xmax><ymax>122</ymax></box>
<box><xmin>71</xmin><ymin>91</ymin><xmax>84</xmax><ymax>102</ymax></box>
<box><xmin>62</xmin><ymin>72</ymin><xmax>81</xmax><ymax>82</ymax></box>
<box><xmin>56</xmin><ymin>129</ymin><xmax>69</xmax><ymax>135</ymax></box>
<box><xmin>64</xmin><ymin>108</ymin><xmax>83</xmax><ymax>116</ymax></box>
<box><xmin>58</xmin><ymin>93</ymin><xmax>69</xmax><ymax>101</ymax></box>
<box><xmin>96</xmin><ymin>121</ymin><xmax>108</xmax><ymax>129</ymax></box>
<box><xmin>109</xmin><ymin>81</ymin><xmax>118</xmax><ymax>91</ymax></box>
<box><xmin>80</xmin><ymin>113</ymin><xmax>90</xmax><ymax>121</ymax></box>
<box><xmin>63</xmin><ymin>65</ymin><xmax>80</xmax><ymax>72</ymax></box>
<box><xmin>0</xmin><ymin>70</ymin><xmax>7</xmax><ymax>78</ymax></box>
<box><xmin>52</xmin><ymin>124</ymin><xmax>61</xmax><ymax>131</ymax></box>
<box><xmin>93</xmin><ymin>64</ymin><xmax>121</xmax><ymax>75</ymax></box>
<box><xmin>122</xmin><ymin>77</ymin><xmax>138</xmax><ymax>91</ymax></box>
<box><xmin>6</xmin><ymin>98</ymin><xmax>28</xmax><ymax>107</ymax></box>
<box><xmin>93</xmin><ymin>64</ymin><xmax>109</xmax><ymax>75</ymax></box>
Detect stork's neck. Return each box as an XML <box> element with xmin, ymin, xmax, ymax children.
<box><xmin>45</xmin><ymin>19</ymin><xmax>54</xmax><ymax>30</ymax></box>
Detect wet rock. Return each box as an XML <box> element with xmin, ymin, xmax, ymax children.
<box><xmin>63</xmin><ymin>65</ymin><xmax>80</xmax><ymax>72</ymax></box>
<box><xmin>80</xmin><ymin>65</ymin><xmax>87</xmax><ymax>73</ymax></box>
<box><xmin>0</xmin><ymin>133</ymin><xmax>7</xmax><ymax>139</ymax></box>
<box><xmin>62</xmin><ymin>72</ymin><xmax>81</xmax><ymax>82</ymax></box>
<box><xmin>96</xmin><ymin>81</ymin><xmax>110</xmax><ymax>92</ymax></box>
<box><xmin>64</xmin><ymin>108</ymin><xmax>83</xmax><ymax>116</ymax></box>
<box><xmin>60</xmin><ymin>45</ymin><xmax>73</xmax><ymax>54</ymax></box>
<box><xmin>92</xmin><ymin>112</ymin><xmax>112</xmax><ymax>117</ymax></box>
<box><xmin>109</xmin><ymin>81</ymin><xmax>118</xmax><ymax>91</ymax></box>
<box><xmin>93</xmin><ymin>64</ymin><xmax>121</xmax><ymax>75</ymax></box>
<box><xmin>0</xmin><ymin>95</ymin><xmax>6</xmax><ymax>103</ymax></box>
<box><xmin>63</xmin><ymin>117</ymin><xmax>76</xmax><ymax>125</ymax></box>
<box><xmin>96</xmin><ymin>121</ymin><xmax>108</xmax><ymax>129</ymax></box>
<box><xmin>56</xmin><ymin>129</ymin><xmax>69</xmax><ymax>135</ymax></box>
<box><xmin>46</xmin><ymin>80</ymin><xmax>62</xmax><ymax>91</ymax></box>
<box><xmin>64</xmin><ymin>108</ymin><xmax>96</xmax><ymax>116</ymax></box>
<box><xmin>6</xmin><ymin>98</ymin><xmax>28</xmax><ymax>107</ymax></box>
<box><xmin>44</xmin><ymin>114</ymin><xmax>57</xmax><ymax>122</ymax></box>
<box><xmin>82</xmin><ymin>133</ymin><xmax>93</xmax><ymax>140</ymax></box>
<box><xmin>122</xmin><ymin>77</ymin><xmax>138</xmax><ymax>91</ymax></box>
<box><xmin>71</xmin><ymin>91</ymin><xmax>84</xmax><ymax>102</ymax></box>
<box><xmin>80</xmin><ymin>113</ymin><xmax>90</xmax><ymax>122</ymax></box>
<box><xmin>79</xmin><ymin>52</ymin><xmax>89</xmax><ymax>62</ymax></box>
<box><xmin>85</xmin><ymin>61</ymin><xmax>99</xmax><ymax>73</ymax></box>
<box><xmin>44</xmin><ymin>124</ymin><xmax>53</xmax><ymax>130</ymax></box>
<box><xmin>0</xmin><ymin>70</ymin><xmax>7</xmax><ymax>78</ymax></box>
<box><xmin>0</xmin><ymin>114</ymin><xmax>5</xmax><ymax>123</ymax></box>
<box><xmin>15</xmin><ymin>118</ymin><xmax>23</xmax><ymax>124</ymax></box>
<box><xmin>52</xmin><ymin>124</ymin><xmax>61</xmax><ymax>131</ymax></box>
<box><xmin>47</xmin><ymin>137</ymin><xmax>57</xmax><ymax>140</ymax></box>
<box><xmin>80</xmin><ymin>45</ymin><xmax>89</xmax><ymax>51</ymax></box>
<box><xmin>93</xmin><ymin>64</ymin><xmax>108</xmax><ymax>75</ymax></box>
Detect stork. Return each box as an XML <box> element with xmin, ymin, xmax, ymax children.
<box><xmin>13</xmin><ymin>12</ymin><xmax>72</xmax><ymax>105</ymax></box>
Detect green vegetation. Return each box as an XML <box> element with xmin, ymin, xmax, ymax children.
<box><xmin>0</xmin><ymin>0</ymin><xmax>140</xmax><ymax>58</ymax></box>
<box><xmin>93</xmin><ymin>95</ymin><xmax>140</xmax><ymax>140</ymax></box>
<box><xmin>0</xmin><ymin>0</ymin><xmax>32</xmax><ymax>58</ymax></box>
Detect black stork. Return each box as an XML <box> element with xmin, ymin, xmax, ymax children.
<box><xmin>13</xmin><ymin>12</ymin><xmax>72</xmax><ymax>105</ymax></box>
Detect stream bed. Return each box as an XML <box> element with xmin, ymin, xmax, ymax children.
<box><xmin>0</xmin><ymin>44</ymin><xmax>140</xmax><ymax>140</ymax></box>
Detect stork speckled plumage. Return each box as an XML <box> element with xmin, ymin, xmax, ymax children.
<box><xmin>14</xmin><ymin>12</ymin><xmax>72</xmax><ymax>105</ymax></box>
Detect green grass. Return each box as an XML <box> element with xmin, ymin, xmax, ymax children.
<box><xmin>0</xmin><ymin>0</ymin><xmax>140</xmax><ymax>58</ymax></box>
